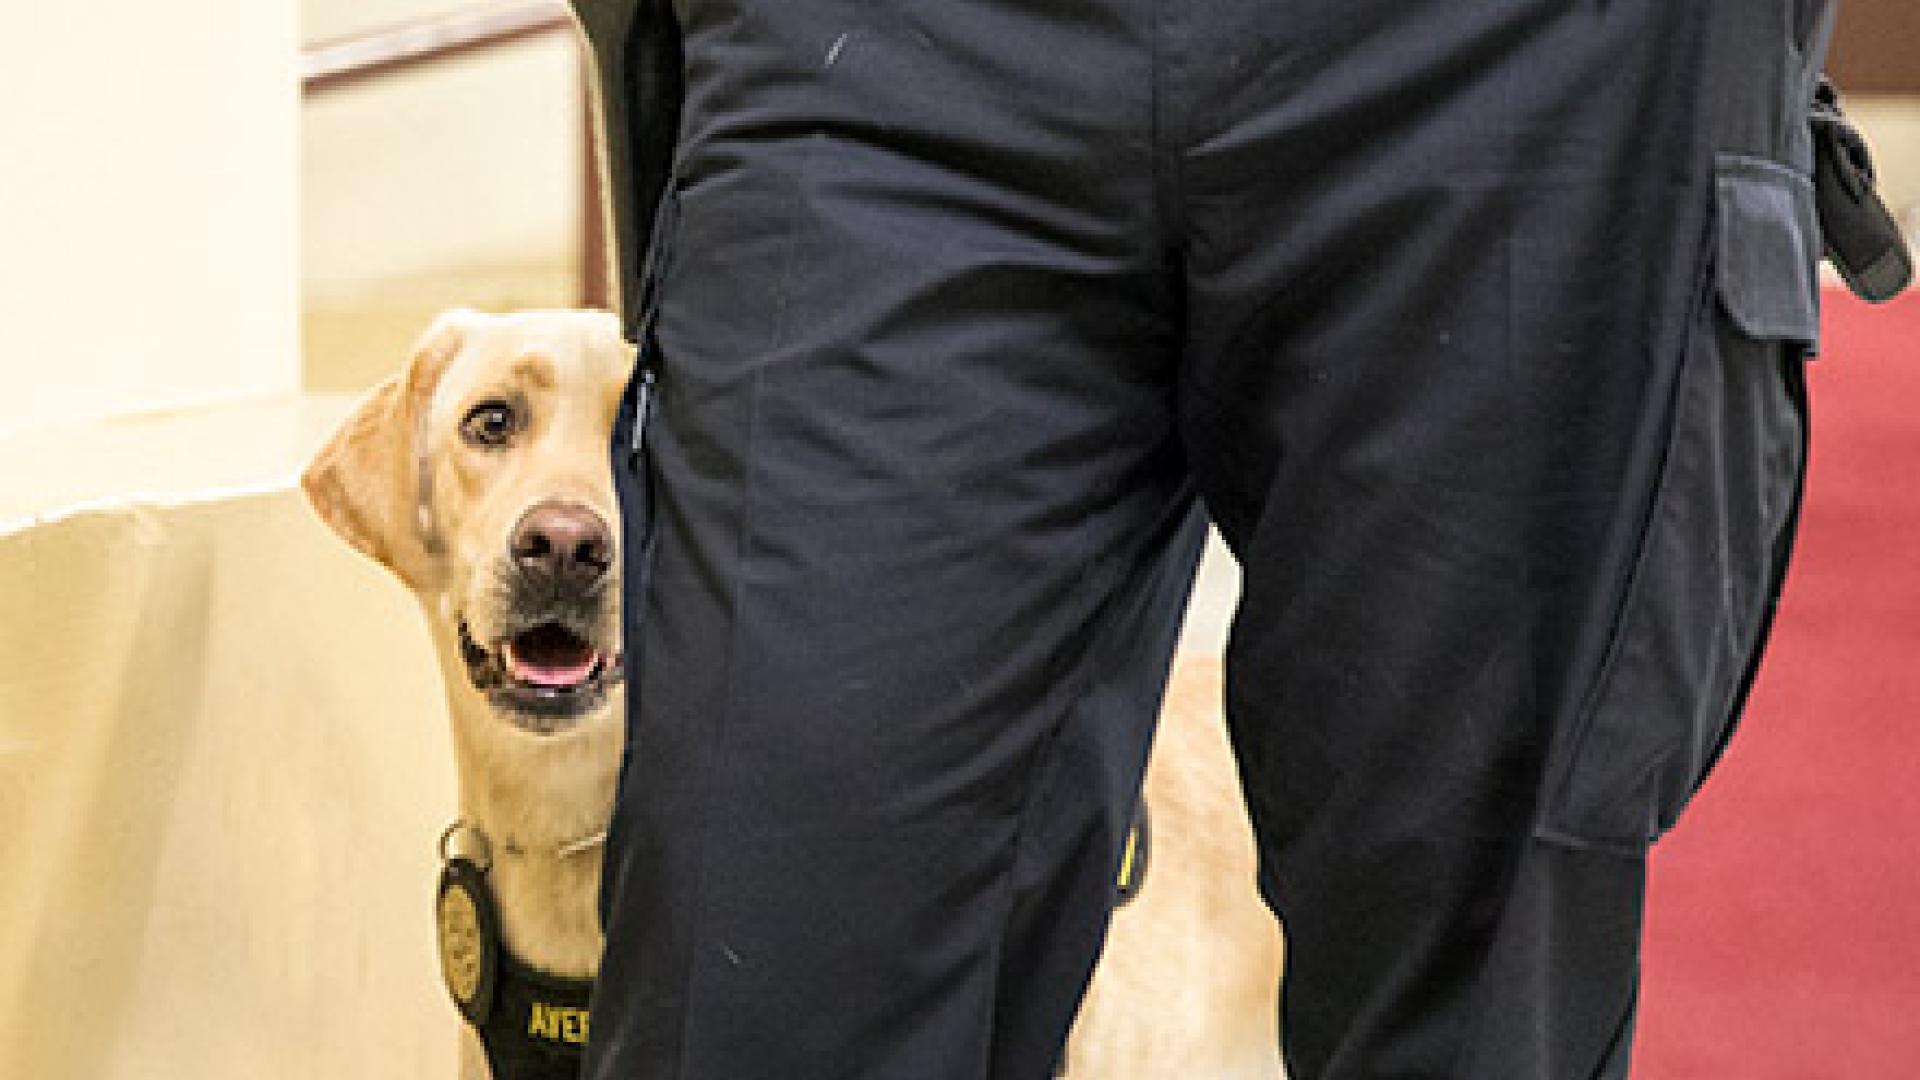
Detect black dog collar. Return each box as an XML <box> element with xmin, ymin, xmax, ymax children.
<box><xmin>437</xmin><ymin>846</ymin><xmax>595</xmax><ymax>1080</ymax></box>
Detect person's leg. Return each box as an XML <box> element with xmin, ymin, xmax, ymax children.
<box><xmin>1177</xmin><ymin>1</ymin><xmax>1827</xmax><ymax>1076</ymax></box>
<box><xmin>584</xmin><ymin>2</ymin><xmax>1203</xmax><ymax>1076</ymax></box>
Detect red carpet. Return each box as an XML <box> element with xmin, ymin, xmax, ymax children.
<box><xmin>1639</xmin><ymin>289</ymin><xmax>1920</xmax><ymax>1078</ymax></box>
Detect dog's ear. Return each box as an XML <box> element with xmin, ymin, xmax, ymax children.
<box><xmin>302</xmin><ymin>310</ymin><xmax>472</xmax><ymax>589</ymax></box>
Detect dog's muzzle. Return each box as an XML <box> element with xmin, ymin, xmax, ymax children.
<box><xmin>457</xmin><ymin>501</ymin><xmax>625</xmax><ymax>732</ymax></box>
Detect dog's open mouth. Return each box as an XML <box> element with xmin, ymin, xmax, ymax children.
<box><xmin>507</xmin><ymin>622</ymin><xmax>602</xmax><ymax>689</ymax></box>
<box><xmin>459</xmin><ymin>618</ymin><xmax>622</xmax><ymax>732</ymax></box>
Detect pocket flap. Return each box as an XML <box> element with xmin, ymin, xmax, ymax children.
<box><xmin>1715</xmin><ymin>153</ymin><xmax>1821</xmax><ymax>350</ymax></box>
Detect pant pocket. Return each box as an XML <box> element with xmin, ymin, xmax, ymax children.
<box><xmin>611</xmin><ymin>185</ymin><xmax>680</xmax><ymax>637</ymax></box>
<box><xmin>1539</xmin><ymin>152</ymin><xmax>1818</xmax><ymax>849</ymax></box>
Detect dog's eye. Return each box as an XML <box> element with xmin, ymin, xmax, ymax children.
<box><xmin>461</xmin><ymin>401</ymin><xmax>519</xmax><ymax>447</ymax></box>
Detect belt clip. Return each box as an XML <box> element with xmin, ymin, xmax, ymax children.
<box><xmin>1811</xmin><ymin>75</ymin><xmax>1913</xmax><ymax>303</ymax></box>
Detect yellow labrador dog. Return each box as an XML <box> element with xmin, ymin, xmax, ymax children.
<box><xmin>305</xmin><ymin>309</ymin><xmax>629</xmax><ymax>1077</ymax></box>
<box><xmin>304</xmin><ymin>308</ymin><xmax>1281</xmax><ymax>1079</ymax></box>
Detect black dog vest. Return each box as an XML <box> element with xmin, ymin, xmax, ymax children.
<box><xmin>438</xmin><ymin>856</ymin><xmax>595</xmax><ymax>1080</ymax></box>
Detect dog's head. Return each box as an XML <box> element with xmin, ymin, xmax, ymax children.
<box><xmin>304</xmin><ymin>309</ymin><xmax>634</xmax><ymax>736</ymax></box>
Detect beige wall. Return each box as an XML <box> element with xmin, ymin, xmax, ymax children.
<box><xmin>305</xmin><ymin>0</ymin><xmax>469</xmax><ymax>42</ymax></box>
<box><xmin>0</xmin><ymin>398</ymin><xmax>461</xmax><ymax>1080</ymax></box>
<box><xmin>302</xmin><ymin>41</ymin><xmax>580</xmax><ymax>297</ymax></box>
<box><xmin>301</xmin><ymin>3</ymin><xmax>585</xmax><ymax>392</ymax></box>
<box><xmin>0</xmin><ymin>3</ymin><xmax>299</xmax><ymax>440</ymax></box>
<box><xmin>0</xmin><ymin>5</ymin><xmax>584</xmax><ymax>1064</ymax></box>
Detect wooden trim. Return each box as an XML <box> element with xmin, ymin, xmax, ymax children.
<box><xmin>1829</xmin><ymin>1</ymin><xmax>1920</xmax><ymax>96</ymax></box>
<box><xmin>578</xmin><ymin>59</ymin><xmax>612</xmax><ymax>311</ymax></box>
<box><xmin>301</xmin><ymin>2</ymin><xmax>574</xmax><ymax>98</ymax></box>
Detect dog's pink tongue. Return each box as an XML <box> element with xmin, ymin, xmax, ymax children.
<box><xmin>507</xmin><ymin>645</ymin><xmax>599</xmax><ymax>688</ymax></box>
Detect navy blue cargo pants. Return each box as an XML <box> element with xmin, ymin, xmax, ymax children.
<box><xmin>573</xmin><ymin>1</ymin><xmax>1831</xmax><ymax>1076</ymax></box>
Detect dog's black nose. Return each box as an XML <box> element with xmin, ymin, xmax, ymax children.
<box><xmin>511</xmin><ymin>501</ymin><xmax>613</xmax><ymax>584</ymax></box>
